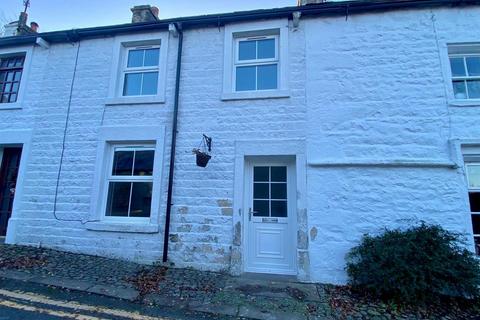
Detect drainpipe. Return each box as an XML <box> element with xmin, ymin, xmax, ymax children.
<box><xmin>163</xmin><ymin>23</ymin><xmax>183</xmax><ymax>263</ymax></box>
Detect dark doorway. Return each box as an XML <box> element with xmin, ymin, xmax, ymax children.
<box><xmin>0</xmin><ymin>147</ymin><xmax>22</xmax><ymax>237</ymax></box>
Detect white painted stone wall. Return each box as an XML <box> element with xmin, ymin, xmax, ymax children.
<box><xmin>0</xmin><ymin>5</ymin><xmax>479</xmax><ymax>284</ymax></box>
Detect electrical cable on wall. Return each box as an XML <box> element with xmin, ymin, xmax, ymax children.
<box><xmin>51</xmin><ymin>40</ymin><xmax>98</xmax><ymax>224</ymax></box>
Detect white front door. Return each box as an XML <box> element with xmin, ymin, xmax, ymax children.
<box><xmin>244</xmin><ymin>159</ymin><xmax>297</xmax><ymax>275</ymax></box>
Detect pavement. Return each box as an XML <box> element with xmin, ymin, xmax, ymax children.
<box><xmin>0</xmin><ymin>243</ymin><xmax>329</xmax><ymax>319</ymax></box>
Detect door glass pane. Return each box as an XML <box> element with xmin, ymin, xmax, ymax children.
<box><xmin>254</xmin><ymin>183</ymin><xmax>269</xmax><ymax>199</ymax></box>
<box><xmin>450</xmin><ymin>57</ymin><xmax>466</xmax><ymax>77</ymax></box>
<box><xmin>130</xmin><ymin>182</ymin><xmax>152</xmax><ymax>217</ymax></box>
<box><xmin>236</xmin><ymin>66</ymin><xmax>256</xmax><ymax>91</ymax></box>
<box><xmin>257</xmin><ymin>64</ymin><xmax>277</xmax><ymax>90</ymax></box>
<box><xmin>144</xmin><ymin>48</ymin><xmax>160</xmax><ymax>67</ymax></box>
<box><xmin>141</xmin><ymin>72</ymin><xmax>158</xmax><ymax>95</ymax></box>
<box><xmin>271</xmin><ymin>200</ymin><xmax>287</xmax><ymax>217</ymax></box>
<box><xmin>466</xmin><ymin>57</ymin><xmax>480</xmax><ymax>76</ymax></box>
<box><xmin>453</xmin><ymin>81</ymin><xmax>467</xmax><ymax>99</ymax></box>
<box><xmin>253</xmin><ymin>200</ymin><xmax>269</xmax><ymax>217</ymax></box>
<box><xmin>470</xmin><ymin>193</ymin><xmax>480</xmax><ymax>213</ymax></box>
<box><xmin>127</xmin><ymin>49</ymin><xmax>144</xmax><ymax>68</ymax></box>
<box><xmin>271</xmin><ymin>183</ymin><xmax>287</xmax><ymax>199</ymax></box>
<box><xmin>271</xmin><ymin>166</ymin><xmax>286</xmax><ymax>182</ymax></box>
<box><xmin>123</xmin><ymin>73</ymin><xmax>142</xmax><ymax>96</ymax></box>
<box><xmin>106</xmin><ymin>182</ymin><xmax>131</xmax><ymax>217</ymax></box>
<box><xmin>257</xmin><ymin>39</ymin><xmax>275</xmax><ymax>59</ymax></box>
<box><xmin>472</xmin><ymin>214</ymin><xmax>480</xmax><ymax>234</ymax></box>
<box><xmin>254</xmin><ymin>166</ymin><xmax>269</xmax><ymax>182</ymax></box>
<box><xmin>133</xmin><ymin>150</ymin><xmax>154</xmax><ymax>176</ymax></box>
<box><xmin>467</xmin><ymin>80</ymin><xmax>480</xmax><ymax>99</ymax></box>
<box><xmin>112</xmin><ymin>151</ymin><xmax>134</xmax><ymax>176</ymax></box>
<box><xmin>467</xmin><ymin>165</ymin><xmax>480</xmax><ymax>188</ymax></box>
<box><xmin>238</xmin><ymin>40</ymin><xmax>256</xmax><ymax>60</ymax></box>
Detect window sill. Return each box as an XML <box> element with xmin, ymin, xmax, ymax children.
<box><xmin>221</xmin><ymin>90</ymin><xmax>290</xmax><ymax>101</ymax></box>
<box><xmin>85</xmin><ymin>221</ymin><xmax>159</xmax><ymax>234</ymax></box>
<box><xmin>449</xmin><ymin>99</ymin><xmax>480</xmax><ymax>107</ymax></box>
<box><xmin>0</xmin><ymin>102</ymin><xmax>22</xmax><ymax>110</ymax></box>
<box><xmin>105</xmin><ymin>96</ymin><xmax>165</xmax><ymax>106</ymax></box>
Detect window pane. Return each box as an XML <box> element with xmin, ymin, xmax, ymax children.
<box><xmin>453</xmin><ymin>81</ymin><xmax>467</xmax><ymax>99</ymax></box>
<box><xmin>4</xmin><ymin>83</ymin><xmax>11</xmax><ymax>93</ymax></box>
<box><xmin>14</xmin><ymin>71</ymin><xmax>21</xmax><ymax>81</ymax></box>
<box><xmin>257</xmin><ymin>39</ymin><xmax>275</xmax><ymax>59</ymax></box>
<box><xmin>467</xmin><ymin>80</ymin><xmax>480</xmax><ymax>99</ymax></box>
<box><xmin>450</xmin><ymin>57</ymin><xmax>466</xmax><ymax>77</ymax></box>
<box><xmin>106</xmin><ymin>182</ymin><xmax>131</xmax><ymax>217</ymax></box>
<box><xmin>133</xmin><ymin>150</ymin><xmax>154</xmax><ymax>176</ymax></box>
<box><xmin>12</xmin><ymin>83</ymin><xmax>19</xmax><ymax>93</ymax></box>
<box><xmin>466</xmin><ymin>57</ymin><xmax>480</xmax><ymax>76</ymax></box>
<box><xmin>472</xmin><ymin>215</ymin><xmax>480</xmax><ymax>234</ymax></box>
<box><xmin>130</xmin><ymin>182</ymin><xmax>152</xmax><ymax>217</ymax></box>
<box><xmin>0</xmin><ymin>72</ymin><xmax>5</xmax><ymax>82</ymax></box>
<box><xmin>141</xmin><ymin>72</ymin><xmax>158</xmax><ymax>95</ymax></box>
<box><xmin>257</xmin><ymin>64</ymin><xmax>277</xmax><ymax>90</ymax></box>
<box><xmin>470</xmin><ymin>193</ymin><xmax>480</xmax><ymax>212</ymax></box>
<box><xmin>467</xmin><ymin>165</ymin><xmax>480</xmax><ymax>188</ymax></box>
<box><xmin>127</xmin><ymin>49</ymin><xmax>144</xmax><ymax>68</ymax></box>
<box><xmin>123</xmin><ymin>73</ymin><xmax>142</xmax><ymax>96</ymax></box>
<box><xmin>144</xmin><ymin>48</ymin><xmax>160</xmax><ymax>67</ymax></box>
<box><xmin>271</xmin><ymin>166</ymin><xmax>286</xmax><ymax>182</ymax></box>
<box><xmin>239</xmin><ymin>40</ymin><xmax>256</xmax><ymax>60</ymax></box>
<box><xmin>254</xmin><ymin>183</ymin><xmax>269</xmax><ymax>199</ymax></box>
<box><xmin>254</xmin><ymin>166</ymin><xmax>269</xmax><ymax>182</ymax></box>
<box><xmin>236</xmin><ymin>66</ymin><xmax>256</xmax><ymax>91</ymax></box>
<box><xmin>271</xmin><ymin>183</ymin><xmax>287</xmax><ymax>199</ymax></box>
<box><xmin>271</xmin><ymin>200</ymin><xmax>287</xmax><ymax>217</ymax></box>
<box><xmin>253</xmin><ymin>200</ymin><xmax>269</xmax><ymax>217</ymax></box>
<box><xmin>112</xmin><ymin>151</ymin><xmax>134</xmax><ymax>176</ymax></box>
<box><xmin>475</xmin><ymin>237</ymin><xmax>480</xmax><ymax>255</ymax></box>
<box><xmin>6</xmin><ymin>72</ymin><xmax>14</xmax><ymax>82</ymax></box>
<box><xmin>9</xmin><ymin>93</ymin><xmax>17</xmax><ymax>102</ymax></box>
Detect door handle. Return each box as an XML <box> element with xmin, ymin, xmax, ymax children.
<box><xmin>248</xmin><ymin>208</ymin><xmax>258</xmax><ymax>221</ymax></box>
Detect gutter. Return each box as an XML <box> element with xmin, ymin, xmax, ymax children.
<box><xmin>162</xmin><ymin>23</ymin><xmax>183</xmax><ymax>263</ymax></box>
<box><xmin>0</xmin><ymin>0</ymin><xmax>478</xmax><ymax>48</ymax></box>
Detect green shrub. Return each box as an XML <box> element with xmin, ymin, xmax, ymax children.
<box><xmin>346</xmin><ymin>223</ymin><xmax>480</xmax><ymax>305</ymax></box>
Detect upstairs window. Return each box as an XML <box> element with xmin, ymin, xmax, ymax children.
<box><xmin>449</xmin><ymin>45</ymin><xmax>480</xmax><ymax>100</ymax></box>
<box><xmin>465</xmin><ymin>159</ymin><xmax>480</xmax><ymax>255</ymax></box>
<box><xmin>0</xmin><ymin>55</ymin><xmax>24</xmax><ymax>104</ymax></box>
<box><xmin>235</xmin><ymin>36</ymin><xmax>278</xmax><ymax>92</ymax></box>
<box><xmin>122</xmin><ymin>47</ymin><xmax>160</xmax><ymax>96</ymax></box>
<box><xmin>105</xmin><ymin>145</ymin><xmax>155</xmax><ymax>219</ymax></box>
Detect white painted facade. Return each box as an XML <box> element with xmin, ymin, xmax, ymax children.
<box><xmin>0</xmin><ymin>4</ymin><xmax>479</xmax><ymax>284</ymax></box>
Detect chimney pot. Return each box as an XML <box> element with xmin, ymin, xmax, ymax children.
<box><xmin>131</xmin><ymin>5</ymin><xmax>159</xmax><ymax>23</ymax></box>
<box><xmin>30</xmin><ymin>22</ymin><xmax>39</xmax><ymax>32</ymax></box>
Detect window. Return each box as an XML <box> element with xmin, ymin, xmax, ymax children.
<box><xmin>253</xmin><ymin>166</ymin><xmax>288</xmax><ymax>218</ymax></box>
<box><xmin>122</xmin><ymin>47</ymin><xmax>160</xmax><ymax>96</ymax></box>
<box><xmin>466</xmin><ymin>163</ymin><xmax>480</xmax><ymax>255</ymax></box>
<box><xmin>105</xmin><ymin>145</ymin><xmax>155</xmax><ymax>219</ymax></box>
<box><xmin>0</xmin><ymin>55</ymin><xmax>25</xmax><ymax>104</ymax></box>
<box><xmin>235</xmin><ymin>36</ymin><xmax>278</xmax><ymax>92</ymax></box>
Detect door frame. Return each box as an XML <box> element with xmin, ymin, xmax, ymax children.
<box><xmin>0</xmin><ymin>129</ymin><xmax>32</xmax><ymax>243</ymax></box>
<box><xmin>243</xmin><ymin>156</ymin><xmax>297</xmax><ymax>275</ymax></box>
<box><xmin>232</xmin><ymin>139</ymin><xmax>310</xmax><ymax>281</ymax></box>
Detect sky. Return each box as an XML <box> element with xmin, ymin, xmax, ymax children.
<box><xmin>1</xmin><ymin>0</ymin><xmax>297</xmax><ymax>32</ymax></box>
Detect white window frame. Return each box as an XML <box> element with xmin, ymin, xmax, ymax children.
<box><xmin>233</xmin><ymin>35</ymin><xmax>279</xmax><ymax>92</ymax></box>
<box><xmin>105</xmin><ymin>32</ymin><xmax>168</xmax><ymax>106</ymax></box>
<box><xmin>121</xmin><ymin>46</ymin><xmax>161</xmax><ymax>97</ymax></box>
<box><xmin>103</xmin><ymin>144</ymin><xmax>155</xmax><ymax>223</ymax></box>
<box><xmin>87</xmin><ymin>125</ymin><xmax>165</xmax><ymax>233</ymax></box>
<box><xmin>0</xmin><ymin>46</ymin><xmax>33</xmax><ymax>111</ymax></box>
<box><xmin>465</xmin><ymin>162</ymin><xmax>480</xmax><ymax>255</ymax></box>
<box><xmin>222</xmin><ymin>19</ymin><xmax>290</xmax><ymax>101</ymax></box>
<box><xmin>449</xmin><ymin>53</ymin><xmax>480</xmax><ymax>100</ymax></box>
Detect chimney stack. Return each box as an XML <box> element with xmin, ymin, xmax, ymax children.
<box><xmin>131</xmin><ymin>5</ymin><xmax>159</xmax><ymax>23</ymax></box>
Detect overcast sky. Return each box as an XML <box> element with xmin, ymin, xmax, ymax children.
<box><xmin>1</xmin><ymin>0</ymin><xmax>297</xmax><ymax>32</ymax></box>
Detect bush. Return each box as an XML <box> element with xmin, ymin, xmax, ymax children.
<box><xmin>346</xmin><ymin>223</ymin><xmax>480</xmax><ymax>305</ymax></box>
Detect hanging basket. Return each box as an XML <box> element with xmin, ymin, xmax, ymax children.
<box><xmin>195</xmin><ymin>151</ymin><xmax>211</xmax><ymax>167</ymax></box>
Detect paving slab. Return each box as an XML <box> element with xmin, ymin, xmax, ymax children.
<box><xmin>0</xmin><ymin>269</ymin><xmax>35</xmax><ymax>281</ymax></box>
<box><xmin>87</xmin><ymin>284</ymin><xmax>139</xmax><ymax>301</ymax></box>
<box><xmin>31</xmin><ymin>276</ymin><xmax>93</xmax><ymax>291</ymax></box>
<box><xmin>190</xmin><ymin>303</ymin><xmax>239</xmax><ymax>317</ymax></box>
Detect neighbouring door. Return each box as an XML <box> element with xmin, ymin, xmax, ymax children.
<box><xmin>244</xmin><ymin>159</ymin><xmax>297</xmax><ymax>275</ymax></box>
<box><xmin>0</xmin><ymin>147</ymin><xmax>22</xmax><ymax>237</ymax></box>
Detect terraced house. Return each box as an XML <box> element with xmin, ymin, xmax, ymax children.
<box><xmin>0</xmin><ymin>0</ymin><xmax>479</xmax><ymax>284</ymax></box>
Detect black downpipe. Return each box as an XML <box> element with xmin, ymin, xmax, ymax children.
<box><xmin>163</xmin><ymin>24</ymin><xmax>183</xmax><ymax>263</ymax></box>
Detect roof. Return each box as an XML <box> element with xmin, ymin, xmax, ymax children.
<box><xmin>0</xmin><ymin>0</ymin><xmax>478</xmax><ymax>48</ymax></box>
